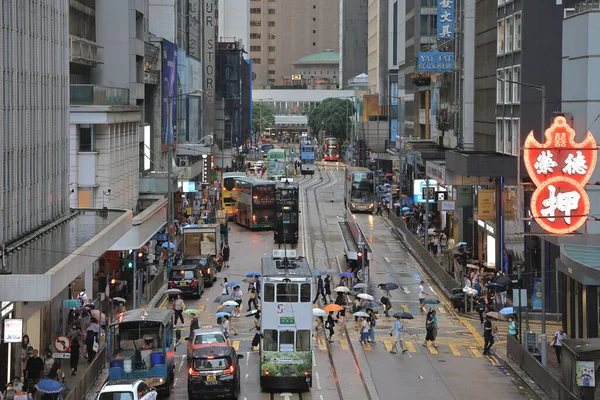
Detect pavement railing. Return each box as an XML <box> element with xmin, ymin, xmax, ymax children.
<box><xmin>388</xmin><ymin>212</ymin><xmax>460</xmax><ymax>297</ymax></box>
<box><xmin>144</xmin><ymin>267</ymin><xmax>165</xmax><ymax>303</ymax></box>
<box><xmin>506</xmin><ymin>334</ymin><xmax>577</xmax><ymax>400</ymax></box>
<box><xmin>64</xmin><ymin>343</ymin><xmax>107</xmax><ymax>400</ymax></box>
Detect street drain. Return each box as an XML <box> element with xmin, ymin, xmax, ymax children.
<box><xmin>438</xmin><ymin>360</ymin><xmax>447</xmax><ymax>362</ymax></box>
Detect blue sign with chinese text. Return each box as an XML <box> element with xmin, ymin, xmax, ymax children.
<box><xmin>437</xmin><ymin>0</ymin><xmax>455</xmax><ymax>39</ymax></box>
<box><xmin>417</xmin><ymin>52</ymin><xmax>455</xmax><ymax>73</ymax></box>
<box><xmin>532</xmin><ymin>277</ymin><xmax>542</xmax><ymax>310</ymax></box>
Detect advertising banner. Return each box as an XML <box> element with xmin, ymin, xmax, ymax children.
<box><xmin>413</xmin><ymin>179</ymin><xmax>437</xmax><ymax>203</ymax></box>
<box><xmin>532</xmin><ymin>277</ymin><xmax>542</xmax><ymax>310</ymax></box>
<box><xmin>177</xmin><ymin>49</ymin><xmax>188</xmax><ymax>143</ymax></box>
<box><xmin>576</xmin><ymin>361</ymin><xmax>596</xmax><ymax>387</ymax></box>
<box><xmin>161</xmin><ymin>40</ymin><xmax>178</xmax><ymax>152</ymax></box>
<box><xmin>437</xmin><ymin>0</ymin><xmax>455</xmax><ymax>39</ymax></box>
<box><xmin>261</xmin><ymin>351</ymin><xmax>312</xmax><ymax>378</ymax></box>
<box><xmin>3</xmin><ymin>318</ymin><xmax>23</xmax><ymax>343</ymax></box>
<box><xmin>477</xmin><ymin>189</ymin><xmax>495</xmax><ymax>220</ymax></box>
<box><xmin>417</xmin><ymin>52</ymin><xmax>454</xmax><ymax>73</ymax></box>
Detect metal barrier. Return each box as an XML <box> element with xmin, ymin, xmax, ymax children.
<box><xmin>144</xmin><ymin>268</ymin><xmax>165</xmax><ymax>303</ymax></box>
<box><xmin>64</xmin><ymin>344</ymin><xmax>107</xmax><ymax>400</ymax></box>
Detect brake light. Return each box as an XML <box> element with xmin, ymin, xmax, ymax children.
<box><xmin>252</xmin><ymin>215</ymin><xmax>256</xmax><ymax>222</ymax></box>
<box><xmin>207</xmin><ymin>268</ymin><xmax>211</xmax><ymax>274</ymax></box>
<box><xmin>191</xmin><ymin>279</ymin><xmax>199</xmax><ymax>286</ymax></box>
<box><xmin>188</xmin><ymin>367</ymin><xmax>200</xmax><ymax>376</ymax></box>
<box><xmin>304</xmin><ymin>371</ymin><xmax>310</xmax><ymax>376</ymax></box>
<box><xmin>223</xmin><ymin>364</ymin><xmax>235</xmax><ymax>375</ymax></box>
<box><xmin>111</xmin><ymin>279</ymin><xmax>116</xmax><ymax>284</ymax></box>
<box><xmin>262</xmin><ymin>370</ymin><xmax>270</xmax><ymax>376</ymax></box>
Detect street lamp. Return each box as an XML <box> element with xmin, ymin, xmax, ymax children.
<box><xmin>166</xmin><ymin>89</ymin><xmax>202</xmax><ymax>280</ymax></box>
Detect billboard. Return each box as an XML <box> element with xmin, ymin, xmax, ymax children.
<box><xmin>437</xmin><ymin>0</ymin><xmax>455</xmax><ymax>39</ymax></box>
<box><xmin>417</xmin><ymin>52</ymin><xmax>454</xmax><ymax>73</ymax></box>
<box><xmin>188</xmin><ymin>58</ymin><xmax>202</xmax><ymax>143</ymax></box>
<box><xmin>177</xmin><ymin>49</ymin><xmax>188</xmax><ymax>143</ymax></box>
<box><xmin>161</xmin><ymin>40</ymin><xmax>178</xmax><ymax>152</ymax></box>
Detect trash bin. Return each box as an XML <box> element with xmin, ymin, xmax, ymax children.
<box><xmin>526</xmin><ymin>331</ymin><xmax>538</xmax><ymax>352</ymax></box>
<box><xmin>451</xmin><ymin>294</ymin><xmax>465</xmax><ymax>312</ymax></box>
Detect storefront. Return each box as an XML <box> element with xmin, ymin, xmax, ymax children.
<box><xmin>0</xmin><ymin>302</ymin><xmax>15</xmax><ymax>391</ymax></box>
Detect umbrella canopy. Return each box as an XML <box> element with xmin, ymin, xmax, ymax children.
<box><xmin>486</xmin><ymin>283</ymin><xmax>505</xmax><ymax>292</ymax></box>
<box><xmin>35</xmin><ymin>379</ymin><xmax>63</xmax><ymax>394</ymax></box>
<box><xmin>499</xmin><ymin>307</ymin><xmax>515</xmax><ymax>315</ymax></box>
<box><xmin>183</xmin><ymin>309</ymin><xmax>201</xmax><ymax>315</ymax></box>
<box><xmin>378</xmin><ymin>283</ymin><xmax>399</xmax><ymax>291</ymax></box>
<box><xmin>454</xmin><ymin>242</ymin><xmax>468</xmax><ymax>248</ymax></box>
<box><xmin>162</xmin><ymin>241</ymin><xmax>176</xmax><ymax>249</ymax></box>
<box><xmin>323</xmin><ymin>304</ymin><xmax>344</xmax><ymax>312</ymax></box>
<box><xmin>357</xmin><ymin>293</ymin><xmax>375</xmax><ymax>301</ymax></box>
<box><xmin>245</xmin><ymin>310</ymin><xmax>259</xmax><ymax>317</ymax></box>
<box><xmin>393</xmin><ymin>311</ymin><xmax>414</xmax><ymax>320</ymax></box>
<box><xmin>222</xmin><ymin>300</ymin><xmax>239</xmax><ymax>307</ymax></box>
<box><xmin>465</xmin><ymin>264</ymin><xmax>479</xmax><ymax>270</ymax></box>
<box><xmin>353</xmin><ymin>311</ymin><xmax>369</xmax><ymax>318</ymax></box>
<box><xmin>62</xmin><ymin>299</ymin><xmax>79</xmax><ymax>308</ymax></box>
<box><xmin>422</xmin><ymin>298</ymin><xmax>441</xmax><ymax>305</ymax></box>
<box><xmin>401</xmin><ymin>207</ymin><xmax>410</xmax><ymax>211</ymax></box>
<box><xmin>246</xmin><ymin>272</ymin><xmax>261</xmax><ymax>278</ymax></box>
<box><xmin>214</xmin><ymin>295</ymin><xmax>234</xmax><ymax>304</ymax></box>
<box><xmin>494</xmin><ymin>275</ymin><xmax>512</xmax><ymax>287</ymax></box>
<box><xmin>463</xmin><ymin>287</ymin><xmax>479</xmax><ymax>296</ymax></box>
<box><xmin>312</xmin><ymin>308</ymin><xmax>327</xmax><ymax>317</ymax></box>
<box><xmin>242</xmin><ymin>277</ymin><xmax>255</xmax><ymax>284</ymax></box>
<box><xmin>334</xmin><ymin>286</ymin><xmax>350</xmax><ymax>293</ymax></box>
<box><xmin>165</xmin><ymin>288</ymin><xmax>183</xmax><ymax>295</ymax></box>
<box><xmin>363</xmin><ymin>301</ymin><xmax>383</xmax><ymax>310</ymax></box>
<box><xmin>385</xmin><ymin>173</ymin><xmax>393</xmax><ymax>177</ymax></box>
<box><xmin>227</xmin><ymin>281</ymin><xmax>242</xmax><ymax>288</ymax></box>
<box><xmin>219</xmin><ymin>305</ymin><xmax>237</xmax><ymax>314</ymax></box>
<box><xmin>353</xmin><ymin>283</ymin><xmax>367</xmax><ymax>290</ymax></box>
<box><xmin>486</xmin><ymin>311</ymin><xmax>507</xmax><ymax>321</ymax></box>
<box><xmin>90</xmin><ymin>309</ymin><xmax>106</xmax><ymax>321</ymax></box>
<box><xmin>112</xmin><ymin>297</ymin><xmax>127</xmax><ymax>303</ymax></box>
<box><xmin>312</xmin><ymin>269</ymin><xmax>326</xmax><ymax>276</ymax></box>
<box><xmin>338</xmin><ymin>272</ymin><xmax>354</xmax><ymax>278</ymax></box>
<box><xmin>215</xmin><ymin>312</ymin><xmax>231</xmax><ymax>318</ymax></box>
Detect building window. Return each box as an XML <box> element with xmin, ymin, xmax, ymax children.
<box><xmin>252</xmin><ymin>58</ymin><xmax>262</xmax><ymax>64</ymax></box>
<box><xmin>250</xmin><ymin>46</ymin><xmax>261</xmax><ymax>52</ymax></box>
<box><xmin>250</xmin><ymin>8</ymin><xmax>261</xmax><ymax>14</ymax></box>
<box><xmin>496</xmin><ymin>118</ymin><xmax>504</xmax><ymax>153</ymax></box>
<box><xmin>514</xmin><ymin>13</ymin><xmax>522</xmax><ymax>51</ymax></box>
<box><xmin>504</xmin><ymin>68</ymin><xmax>512</xmax><ymax>103</ymax></box>
<box><xmin>268</xmin><ymin>58</ymin><xmax>275</xmax><ymax>65</ymax></box>
<box><xmin>497</xmin><ymin>19</ymin><xmax>505</xmax><ymax>55</ymax></box>
<box><xmin>505</xmin><ymin>15</ymin><xmax>514</xmax><ymax>53</ymax></box>
<box><xmin>269</xmin><ymin>33</ymin><xmax>276</xmax><ymax>39</ymax></box>
<box><xmin>496</xmin><ymin>69</ymin><xmax>505</xmax><ymax>104</ymax></box>
<box><xmin>269</xmin><ymin>21</ymin><xmax>275</xmax><ymax>27</ymax></box>
<box><xmin>512</xmin><ymin>65</ymin><xmax>521</xmax><ymax>103</ymax></box>
<box><xmin>268</xmin><ymin>70</ymin><xmax>276</xmax><ymax>75</ymax></box>
<box><xmin>78</xmin><ymin>188</ymin><xmax>93</xmax><ymax>208</ymax></box>
<box><xmin>268</xmin><ymin>8</ymin><xmax>275</xmax><ymax>14</ymax></box>
<box><xmin>251</xmin><ymin>20</ymin><xmax>261</xmax><ymax>26</ymax></box>
<box><xmin>498</xmin><ymin>0</ymin><xmax>505</xmax><ymax>5</ymax></box>
<box><xmin>504</xmin><ymin>119</ymin><xmax>511</xmax><ymax>155</ymax></box>
<box><xmin>250</xmin><ymin>33</ymin><xmax>261</xmax><ymax>39</ymax></box>
<box><xmin>79</xmin><ymin>125</ymin><xmax>94</xmax><ymax>152</ymax></box>
<box><xmin>269</xmin><ymin>46</ymin><xmax>275</xmax><ymax>52</ymax></box>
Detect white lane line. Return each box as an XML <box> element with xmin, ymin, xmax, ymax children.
<box><xmin>174</xmin><ymin>377</ymin><xmax>178</xmax><ymax>387</ymax></box>
<box><xmin>384</xmin><ymin>257</ymin><xmax>391</xmax><ymax>263</ymax></box>
<box><xmin>245</xmin><ymin>373</ymin><xmax>249</xmax><ymax>382</ymax></box>
<box><xmin>320</xmin><ymin>396</ymin><xmax>324</xmax><ymax>400</ymax></box>
<box><xmin>419</xmin><ymin>375</ymin><xmax>424</xmax><ymax>380</ymax></box>
<box><xmin>178</xmin><ymin>356</ymin><xmax>185</xmax><ymax>372</ymax></box>
<box><xmin>312</xmin><ymin>350</ymin><xmax>316</xmax><ymax>367</ymax></box>
<box><xmin>315</xmin><ymin>372</ymin><xmax>322</xmax><ymax>390</ymax></box>
<box><xmin>246</xmin><ymin>351</ymin><xmax>250</xmax><ymax>367</ymax></box>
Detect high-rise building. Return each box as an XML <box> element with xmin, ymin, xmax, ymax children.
<box><xmin>339</xmin><ymin>0</ymin><xmax>368</xmax><ymax>89</ymax></box>
<box><xmin>249</xmin><ymin>0</ymin><xmax>339</xmax><ymax>89</ymax></box>
<box><xmin>219</xmin><ymin>0</ymin><xmax>251</xmax><ymax>56</ymax></box>
<box><xmin>367</xmin><ymin>0</ymin><xmax>388</xmax><ymax>97</ymax></box>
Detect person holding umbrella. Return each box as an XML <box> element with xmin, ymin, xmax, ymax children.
<box><xmin>359</xmin><ymin>316</ymin><xmax>369</xmax><ymax>346</ymax></box>
<box><xmin>314</xmin><ymin>316</ymin><xmax>325</xmax><ymax>347</ymax></box>
<box><xmin>325</xmin><ymin>311</ymin><xmax>336</xmax><ymax>343</ymax></box>
<box><xmin>324</xmin><ymin>275</ymin><xmax>333</xmax><ymax>303</ymax></box>
<box><xmin>483</xmin><ymin>314</ymin><xmax>495</xmax><ymax>355</ymax></box>
<box><xmin>390</xmin><ymin>315</ymin><xmax>407</xmax><ymax>354</ymax></box>
<box><xmin>423</xmin><ymin>309</ymin><xmax>438</xmax><ymax>349</ymax></box>
<box><xmin>189</xmin><ymin>313</ymin><xmax>199</xmax><ymax>332</ymax></box>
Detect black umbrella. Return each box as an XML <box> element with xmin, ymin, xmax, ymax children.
<box><xmin>486</xmin><ymin>283</ymin><xmax>505</xmax><ymax>292</ymax></box>
<box><xmin>214</xmin><ymin>295</ymin><xmax>234</xmax><ymax>304</ymax></box>
<box><xmin>218</xmin><ymin>305</ymin><xmax>237</xmax><ymax>314</ymax></box>
<box><xmin>378</xmin><ymin>282</ymin><xmax>399</xmax><ymax>291</ymax></box>
<box><xmin>393</xmin><ymin>311</ymin><xmax>414</xmax><ymax>319</ymax></box>
<box><xmin>363</xmin><ymin>301</ymin><xmax>384</xmax><ymax>310</ymax></box>
<box><xmin>493</xmin><ymin>275</ymin><xmax>512</xmax><ymax>287</ymax></box>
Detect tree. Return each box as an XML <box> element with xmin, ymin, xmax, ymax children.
<box><xmin>307</xmin><ymin>98</ymin><xmax>354</xmax><ymax>140</ymax></box>
<box><xmin>252</xmin><ymin>101</ymin><xmax>275</xmax><ymax>135</ymax></box>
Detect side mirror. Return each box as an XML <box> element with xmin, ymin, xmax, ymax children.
<box><xmin>150</xmin><ymin>387</ymin><xmax>157</xmax><ymax>392</ymax></box>
<box><xmin>237</xmin><ymin>354</ymin><xmax>244</xmax><ymax>359</ymax></box>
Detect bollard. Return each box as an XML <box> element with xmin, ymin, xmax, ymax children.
<box><xmin>540</xmin><ymin>333</ymin><xmax>547</xmax><ymax>366</ymax></box>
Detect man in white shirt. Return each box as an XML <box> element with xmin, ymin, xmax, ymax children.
<box><xmin>553</xmin><ymin>328</ymin><xmax>567</xmax><ymax>365</ymax></box>
<box><xmin>418</xmin><ymin>281</ymin><xmax>429</xmax><ymax>312</ymax></box>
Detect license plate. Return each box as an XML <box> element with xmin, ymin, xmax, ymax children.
<box><xmin>179</xmin><ymin>282</ymin><xmax>187</xmax><ymax>286</ymax></box>
<box><xmin>206</xmin><ymin>375</ymin><xmax>216</xmax><ymax>382</ymax></box>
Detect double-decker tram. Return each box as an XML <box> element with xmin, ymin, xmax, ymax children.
<box><xmin>234</xmin><ymin>177</ymin><xmax>277</xmax><ymax>229</ymax></box>
<box><xmin>260</xmin><ymin>250</ymin><xmax>313</xmax><ymax>390</ymax></box>
<box><xmin>323</xmin><ymin>137</ymin><xmax>340</xmax><ymax>161</ymax></box>
<box><xmin>274</xmin><ymin>179</ymin><xmax>299</xmax><ymax>244</ymax></box>
<box><xmin>267</xmin><ymin>148</ymin><xmax>287</xmax><ymax>180</ymax></box>
<box><xmin>221</xmin><ymin>172</ymin><xmax>246</xmax><ymax>220</ymax></box>
<box><xmin>345</xmin><ymin>166</ymin><xmax>375</xmax><ymax>212</ymax></box>
<box><xmin>299</xmin><ymin>141</ymin><xmax>315</xmax><ymax>174</ymax></box>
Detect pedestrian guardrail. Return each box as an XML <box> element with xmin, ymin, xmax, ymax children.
<box><xmin>144</xmin><ymin>267</ymin><xmax>165</xmax><ymax>303</ymax></box>
<box><xmin>64</xmin><ymin>343</ymin><xmax>107</xmax><ymax>400</ymax></box>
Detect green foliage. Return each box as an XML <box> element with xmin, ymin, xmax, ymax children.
<box><xmin>307</xmin><ymin>98</ymin><xmax>354</xmax><ymax>140</ymax></box>
<box><xmin>252</xmin><ymin>102</ymin><xmax>276</xmax><ymax>134</ymax></box>
<box><xmin>260</xmin><ymin>351</ymin><xmax>312</xmax><ymax>377</ymax></box>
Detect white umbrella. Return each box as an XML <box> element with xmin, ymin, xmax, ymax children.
<box><xmin>165</xmin><ymin>288</ymin><xmax>182</xmax><ymax>295</ymax></box>
<box><xmin>353</xmin><ymin>311</ymin><xmax>369</xmax><ymax>318</ymax></box>
<box><xmin>222</xmin><ymin>300</ymin><xmax>239</xmax><ymax>307</ymax></box>
<box><xmin>312</xmin><ymin>308</ymin><xmax>327</xmax><ymax>317</ymax></box>
<box><xmin>352</xmin><ymin>283</ymin><xmax>367</xmax><ymax>290</ymax></box>
<box><xmin>357</xmin><ymin>293</ymin><xmax>375</xmax><ymax>301</ymax></box>
<box><xmin>334</xmin><ymin>286</ymin><xmax>350</xmax><ymax>293</ymax></box>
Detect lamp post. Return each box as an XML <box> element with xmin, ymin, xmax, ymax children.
<box><xmin>166</xmin><ymin>89</ymin><xmax>202</xmax><ymax>280</ymax></box>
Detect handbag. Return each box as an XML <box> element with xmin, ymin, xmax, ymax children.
<box><xmin>92</xmin><ymin>339</ymin><xmax>99</xmax><ymax>352</ymax></box>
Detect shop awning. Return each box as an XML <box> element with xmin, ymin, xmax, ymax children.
<box><xmin>559</xmin><ymin>244</ymin><xmax>600</xmax><ymax>286</ymax></box>
<box><xmin>109</xmin><ymin>199</ymin><xmax>167</xmax><ymax>251</ymax></box>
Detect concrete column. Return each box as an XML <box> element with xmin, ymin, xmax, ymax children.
<box><xmin>461</xmin><ymin>0</ymin><xmax>475</xmax><ymax>151</ymax></box>
<box><xmin>85</xmin><ymin>264</ymin><xmax>95</xmax><ymax>299</ymax></box>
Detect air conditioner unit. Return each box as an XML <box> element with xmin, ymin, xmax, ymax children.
<box><xmin>178</xmin><ymin>157</ymin><xmax>190</xmax><ymax>167</ymax></box>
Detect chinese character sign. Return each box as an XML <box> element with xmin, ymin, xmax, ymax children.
<box><xmin>524</xmin><ymin>116</ymin><xmax>598</xmax><ymax>234</ymax></box>
<box><xmin>437</xmin><ymin>0</ymin><xmax>455</xmax><ymax>39</ymax></box>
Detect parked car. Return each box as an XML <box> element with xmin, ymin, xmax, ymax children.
<box><xmin>181</xmin><ymin>255</ymin><xmax>218</xmax><ymax>286</ymax></box>
<box><xmin>97</xmin><ymin>379</ymin><xmax>158</xmax><ymax>400</ymax></box>
<box><xmin>168</xmin><ymin>264</ymin><xmax>205</xmax><ymax>299</ymax></box>
<box><xmin>187</xmin><ymin>343</ymin><xmax>243</xmax><ymax>400</ymax></box>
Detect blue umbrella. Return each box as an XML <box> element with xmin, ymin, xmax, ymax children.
<box><xmin>338</xmin><ymin>272</ymin><xmax>354</xmax><ymax>277</ymax></box>
<box><xmin>62</xmin><ymin>299</ymin><xmax>79</xmax><ymax>308</ymax></box>
<box><xmin>499</xmin><ymin>307</ymin><xmax>515</xmax><ymax>315</ymax></box>
<box><xmin>227</xmin><ymin>281</ymin><xmax>242</xmax><ymax>288</ymax></box>
<box><xmin>246</xmin><ymin>272</ymin><xmax>261</xmax><ymax>278</ymax></box>
<box><xmin>486</xmin><ymin>283</ymin><xmax>505</xmax><ymax>292</ymax></box>
<box><xmin>35</xmin><ymin>379</ymin><xmax>63</xmax><ymax>394</ymax></box>
<box><xmin>162</xmin><ymin>241</ymin><xmax>176</xmax><ymax>249</ymax></box>
<box><xmin>401</xmin><ymin>207</ymin><xmax>410</xmax><ymax>211</ymax></box>
<box><xmin>454</xmin><ymin>242</ymin><xmax>468</xmax><ymax>248</ymax></box>
<box><xmin>215</xmin><ymin>312</ymin><xmax>231</xmax><ymax>318</ymax></box>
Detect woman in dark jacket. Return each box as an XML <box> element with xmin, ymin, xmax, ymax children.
<box><xmin>325</xmin><ymin>311</ymin><xmax>336</xmax><ymax>343</ymax></box>
<box><xmin>70</xmin><ymin>337</ymin><xmax>81</xmax><ymax>375</ymax></box>
<box><xmin>324</xmin><ymin>275</ymin><xmax>332</xmax><ymax>303</ymax></box>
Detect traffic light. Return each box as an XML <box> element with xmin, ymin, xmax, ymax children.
<box><xmin>127</xmin><ymin>260</ymin><xmax>133</xmax><ymax>269</ymax></box>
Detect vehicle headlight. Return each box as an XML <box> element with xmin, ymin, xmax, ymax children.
<box><xmin>369</xmin><ymin>204</ymin><xmax>374</xmax><ymax>208</ymax></box>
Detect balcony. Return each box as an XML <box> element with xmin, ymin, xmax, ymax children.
<box><xmin>70</xmin><ymin>85</ymin><xmax>130</xmax><ymax>106</ymax></box>
<box><xmin>70</xmin><ymin>35</ymin><xmax>101</xmax><ymax>67</ymax></box>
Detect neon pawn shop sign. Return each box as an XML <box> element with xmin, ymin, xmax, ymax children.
<box><xmin>524</xmin><ymin>116</ymin><xmax>598</xmax><ymax>234</ymax></box>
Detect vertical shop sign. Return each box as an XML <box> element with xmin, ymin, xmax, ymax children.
<box><xmin>437</xmin><ymin>0</ymin><xmax>455</xmax><ymax>39</ymax></box>
<box><xmin>532</xmin><ymin>277</ymin><xmax>542</xmax><ymax>310</ymax></box>
<box><xmin>477</xmin><ymin>189</ymin><xmax>495</xmax><ymax>220</ymax></box>
<box><xmin>203</xmin><ymin>0</ymin><xmax>216</xmax><ymax>103</ymax></box>
<box><xmin>523</xmin><ymin>116</ymin><xmax>597</xmax><ymax>234</ymax></box>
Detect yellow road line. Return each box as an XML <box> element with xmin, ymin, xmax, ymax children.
<box><xmin>384</xmin><ymin>340</ymin><xmax>393</xmax><ymax>352</ymax></box>
<box><xmin>363</xmin><ymin>343</ymin><xmax>372</xmax><ymax>351</ymax></box>
<box><xmin>487</xmin><ymin>354</ymin><xmax>499</xmax><ymax>365</ymax></box>
<box><xmin>449</xmin><ymin>344</ymin><xmax>461</xmax><ymax>356</ymax></box>
<box><xmin>340</xmin><ymin>338</ymin><xmax>349</xmax><ymax>351</ymax></box>
<box><xmin>406</xmin><ymin>341</ymin><xmax>416</xmax><ymax>353</ymax></box>
<box><xmin>470</xmin><ymin>348</ymin><xmax>483</xmax><ymax>358</ymax></box>
<box><xmin>318</xmin><ymin>341</ymin><xmax>327</xmax><ymax>351</ymax></box>
<box><xmin>427</xmin><ymin>345</ymin><xmax>438</xmax><ymax>355</ymax></box>
<box><xmin>437</xmin><ymin>307</ymin><xmax>446</xmax><ymax>313</ymax></box>
<box><xmin>198</xmin><ymin>305</ymin><xmax>206</xmax><ymax>312</ymax></box>
<box><xmin>401</xmin><ymin>305</ymin><xmax>409</xmax><ymax>312</ymax></box>
<box><xmin>232</xmin><ymin>341</ymin><xmax>240</xmax><ymax>351</ymax></box>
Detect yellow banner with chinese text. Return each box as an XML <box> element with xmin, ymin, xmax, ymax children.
<box><xmin>478</xmin><ymin>189</ymin><xmax>495</xmax><ymax>221</ymax></box>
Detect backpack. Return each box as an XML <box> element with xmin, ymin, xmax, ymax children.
<box><xmin>216</xmin><ymin>316</ymin><xmax>223</xmax><ymax>325</ymax></box>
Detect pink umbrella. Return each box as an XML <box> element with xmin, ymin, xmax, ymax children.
<box><xmin>91</xmin><ymin>309</ymin><xmax>106</xmax><ymax>321</ymax></box>
<box><xmin>466</xmin><ymin>264</ymin><xmax>479</xmax><ymax>270</ymax></box>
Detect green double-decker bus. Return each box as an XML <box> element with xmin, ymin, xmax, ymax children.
<box><xmin>267</xmin><ymin>149</ymin><xmax>286</xmax><ymax>180</ymax></box>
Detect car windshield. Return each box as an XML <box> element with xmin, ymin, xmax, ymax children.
<box><xmin>98</xmin><ymin>392</ymin><xmax>135</xmax><ymax>400</ymax></box>
<box><xmin>193</xmin><ymin>357</ymin><xmax>230</xmax><ymax>371</ymax></box>
<box><xmin>182</xmin><ymin>258</ymin><xmax>208</xmax><ymax>267</ymax></box>
<box><xmin>171</xmin><ymin>270</ymin><xmax>195</xmax><ymax>280</ymax></box>
<box><xmin>193</xmin><ymin>333</ymin><xmax>226</xmax><ymax>344</ymax></box>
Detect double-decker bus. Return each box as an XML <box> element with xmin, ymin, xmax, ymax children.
<box><xmin>221</xmin><ymin>172</ymin><xmax>246</xmax><ymax>220</ymax></box>
<box><xmin>345</xmin><ymin>166</ymin><xmax>375</xmax><ymax>212</ymax></box>
<box><xmin>234</xmin><ymin>177</ymin><xmax>276</xmax><ymax>229</ymax></box>
<box><xmin>274</xmin><ymin>179</ymin><xmax>299</xmax><ymax>244</ymax></box>
<box><xmin>323</xmin><ymin>137</ymin><xmax>340</xmax><ymax>161</ymax></box>
<box><xmin>267</xmin><ymin>148</ymin><xmax>286</xmax><ymax>180</ymax></box>
<box><xmin>260</xmin><ymin>250</ymin><xmax>313</xmax><ymax>391</ymax></box>
<box><xmin>299</xmin><ymin>142</ymin><xmax>315</xmax><ymax>174</ymax></box>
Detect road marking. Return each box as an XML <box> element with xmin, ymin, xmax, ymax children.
<box><xmin>427</xmin><ymin>345</ymin><xmax>438</xmax><ymax>355</ymax></box>
<box><xmin>315</xmin><ymin>371</ymin><xmax>322</xmax><ymax>390</ymax></box>
<box><xmin>198</xmin><ymin>304</ymin><xmax>206</xmax><ymax>312</ymax></box>
<box><xmin>246</xmin><ymin>352</ymin><xmax>249</xmax><ymax>367</ymax></box>
<box><xmin>406</xmin><ymin>341</ymin><xmax>416</xmax><ymax>353</ymax></box>
<box><xmin>449</xmin><ymin>344</ymin><xmax>461</xmax><ymax>356</ymax></box>
<box><xmin>470</xmin><ymin>348</ymin><xmax>483</xmax><ymax>358</ymax></box>
<box><xmin>318</xmin><ymin>340</ymin><xmax>327</xmax><ymax>351</ymax></box>
<box><xmin>174</xmin><ymin>377</ymin><xmax>178</xmax><ymax>387</ymax></box>
<box><xmin>419</xmin><ymin>375</ymin><xmax>424</xmax><ymax>379</ymax></box>
<box><xmin>320</xmin><ymin>396</ymin><xmax>324</xmax><ymax>400</ymax></box>
<box><xmin>312</xmin><ymin>350</ymin><xmax>316</xmax><ymax>367</ymax></box>
<box><xmin>339</xmin><ymin>338</ymin><xmax>349</xmax><ymax>351</ymax></box>
<box><xmin>384</xmin><ymin>257</ymin><xmax>391</xmax><ymax>263</ymax></box>
<box><xmin>487</xmin><ymin>355</ymin><xmax>500</xmax><ymax>366</ymax></box>
<box><xmin>245</xmin><ymin>373</ymin><xmax>249</xmax><ymax>382</ymax></box>
<box><xmin>178</xmin><ymin>356</ymin><xmax>185</xmax><ymax>371</ymax></box>
<box><xmin>232</xmin><ymin>341</ymin><xmax>240</xmax><ymax>350</ymax></box>
<box><xmin>401</xmin><ymin>305</ymin><xmax>409</xmax><ymax>312</ymax></box>
<box><xmin>363</xmin><ymin>343</ymin><xmax>372</xmax><ymax>351</ymax></box>
<box><xmin>437</xmin><ymin>307</ymin><xmax>446</xmax><ymax>313</ymax></box>
<box><xmin>383</xmin><ymin>340</ymin><xmax>393</xmax><ymax>352</ymax></box>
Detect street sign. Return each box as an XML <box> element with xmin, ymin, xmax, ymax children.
<box><xmin>52</xmin><ymin>352</ymin><xmax>71</xmax><ymax>359</ymax></box>
<box><xmin>53</xmin><ymin>335</ymin><xmax>71</xmax><ymax>353</ymax></box>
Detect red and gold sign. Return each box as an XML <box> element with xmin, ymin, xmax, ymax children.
<box><xmin>523</xmin><ymin>116</ymin><xmax>597</xmax><ymax>234</ymax></box>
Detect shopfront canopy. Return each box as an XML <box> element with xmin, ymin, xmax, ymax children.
<box><xmin>559</xmin><ymin>244</ymin><xmax>600</xmax><ymax>286</ymax></box>
<box><xmin>109</xmin><ymin>199</ymin><xmax>167</xmax><ymax>251</ymax></box>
